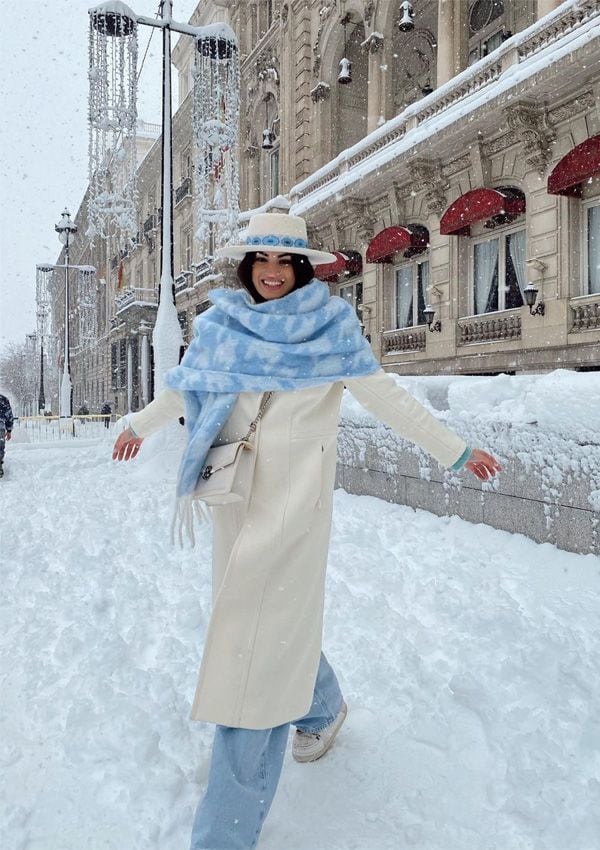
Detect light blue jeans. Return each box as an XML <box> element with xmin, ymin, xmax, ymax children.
<box><xmin>190</xmin><ymin>653</ymin><xmax>343</xmax><ymax>850</ymax></box>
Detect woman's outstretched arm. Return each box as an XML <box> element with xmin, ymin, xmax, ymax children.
<box><xmin>112</xmin><ymin>388</ymin><xmax>185</xmax><ymax>462</ymax></box>
<box><xmin>345</xmin><ymin>370</ymin><xmax>501</xmax><ymax>481</ymax></box>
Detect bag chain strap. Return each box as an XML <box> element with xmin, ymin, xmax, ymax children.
<box><xmin>242</xmin><ymin>392</ymin><xmax>273</xmax><ymax>443</ymax></box>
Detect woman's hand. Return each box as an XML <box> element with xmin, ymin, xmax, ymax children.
<box><xmin>112</xmin><ymin>428</ymin><xmax>143</xmax><ymax>462</ymax></box>
<box><xmin>465</xmin><ymin>448</ymin><xmax>502</xmax><ymax>482</ymax></box>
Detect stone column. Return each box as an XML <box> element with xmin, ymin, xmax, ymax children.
<box><xmin>436</xmin><ymin>0</ymin><xmax>468</xmax><ymax>88</ymax></box>
<box><xmin>365</xmin><ymin>33</ymin><xmax>385</xmax><ymax>133</ymax></box>
<box><xmin>537</xmin><ymin>0</ymin><xmax>563</xmax><ymax>18</ymax></box>
<box><xmin>292</xmin><ymin>6</ymin><xmax>314</xmax><ymax>182</ymax></box>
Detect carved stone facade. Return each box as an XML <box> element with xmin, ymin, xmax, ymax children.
<box><xmin>64</xmin><ymin>0</ymin><xmax>600</xmax><ymax>413</ymax></box>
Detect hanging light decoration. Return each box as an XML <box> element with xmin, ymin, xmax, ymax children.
<box><xmin>338</xmin><ymin>16</ymin><xmax>352</xmax><ymax>85</ymax></box>
<box><xmin>398</xmin><ymin>1</ymin><xmax>415</xmax><ymax>33</ymax></box>
<box><xmin>262</xmin><ymin>98</ymin><xmax>275</xmax><ymax>150</ymax></box>
<box><xmin>87</xmin><ymin>2</ymin><xmax>139</xmax><ymax>243</ymax></box>
<box><xmin>76</xmin><ymin>267</ymin><xmax>99</xmax><ymax>347</ymax></box>
<box><xmin>193</xmin><ymin>27</ymin><xmax>240</xmax><ymax>251</ymax></box>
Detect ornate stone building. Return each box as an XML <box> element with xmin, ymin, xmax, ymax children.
<box><xmin>62</xmin><ymin>0</ymin><xmax>600</xmax><ymax>413</ymax></box>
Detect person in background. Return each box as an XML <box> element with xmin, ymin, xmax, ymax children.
<box><xmin>112</xmin><ymin>212</ymin><xmax>502</xmax><ymax>850</ymax></box>
<box><xmin>101</xmin><ymin>401</ymin><xmax>112</xmax><ymax>429</ymax></box>
<box><xmin>0</xmin><ymin>393</ymin><xmax>14</xmax><ymax>478</ymax></box>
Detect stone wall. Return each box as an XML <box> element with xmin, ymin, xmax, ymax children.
<box><xmin>336</xmin><ymin>421</ymin><xmax>599</xmax><ymax>557</ymax></box>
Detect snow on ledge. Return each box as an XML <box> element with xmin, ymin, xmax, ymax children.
<box><xmin>340</xmin><ymin>370</ymin><xmax>600</xmax><ymax>515</ymax></box>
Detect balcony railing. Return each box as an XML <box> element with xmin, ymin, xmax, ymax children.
<box><xmin>458</xmin><ymin>312</ymin><xmax>521</xmax><ymax>345</ymax></box>
<box><xmin>115</xmin><ymin>287</ymin><xmax>158</xmax><ymax>312</ymax></box>
<box><xmin>289</xmin><ymin>1</ymin><xmax>600</xmax><ymax>213</ymax></box>
<box><xmin>143</xmin><ymin>214</ymin><xmax>157</xmax><ymax>234</ymax></box>
<box><xmin>175</xmin><ymin>270</ymin><xmax>194</xmax><ymax>293</ymax></box>
<box><xmin>175</xmin><ymin>176</ymin><xmax>192</xmax><ymax>206</ymax></box>
<box><xmin>571</xmin><ymin>299</ymin><xmax>600</xmax><ymax>332</ymax></box>
<box><xmin>193</xmin><ymin>258</ymin><xmax>214</xmax><ymax>283</ymax></box>
<box><xmin>382</xmin><ymin>327</ymin><xmax>427</xmax><ymax>354</ymax></box>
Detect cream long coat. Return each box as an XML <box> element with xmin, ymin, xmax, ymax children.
<box><xmin>129</xmin><ymin>370</ymin><xmax>467</xmax><ymax>730</ymax></box>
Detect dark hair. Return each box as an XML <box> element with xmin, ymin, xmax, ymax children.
<box><xmin>237</xmin><ymin>251</ymin><xmax>315</xmax><ymax>303</ymax></box>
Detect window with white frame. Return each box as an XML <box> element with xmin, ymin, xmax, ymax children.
<box><xmin>472</xmin><ymin>228</ymin><xmax>526</xmax><ymax>314</ymax></box>
<box><xmin>181</xmin><ymin>146</ymin><xmax>192</xmax><ymax>180</ymax></box>
<box><xmin>394</xmin><ymin>259</ymin><xmax>428</xmax><ymax>328</ymax></box>
<box><xmin>583</xmin><ymin>200</ymin><xmax>600</xmax><ymax>295</ymax></box>
<box><xmin>180</xmin><ymin>228</ymin><xmax>192</xmax><ymax>271</ymax></box>
<box><xmin>338</xmin><ymin>279</ymin><xmax>363</xmax><ymax>320</ymax></box>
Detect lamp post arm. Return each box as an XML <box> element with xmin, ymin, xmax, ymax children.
<box><xmin>134</xmin><ymin>15</ymin><xmax>236</xmax><ymax>41</ymax></box>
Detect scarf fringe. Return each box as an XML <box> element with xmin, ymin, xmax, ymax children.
<box><xmin>170</xmin><ymin>495</ymin><xmax>212</xmax><ymax>547</ymax></box>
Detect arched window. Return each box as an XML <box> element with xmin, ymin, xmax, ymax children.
<box><xmin>471</xmin><ymin>227</ymin><xmax>525</xmax><ymax>314</ymax></box>
<box><xmin>441</xmin><ymin>186</ymin><xmax>526</xmax><ymax>316</ymax></box>
<box><xmin>547</xmin><ymin>135</ymin><xmax>600</xmax><ymax>296</ymax></box>
<box><xmin>468</xmin><ymin>0</ymin><xmax>508</xmax><ymax>65</ymax></box>
<box><xmin>394</xmin><ymin>257</ymin><xmax>429</xmax><ymax>328</ymax></box>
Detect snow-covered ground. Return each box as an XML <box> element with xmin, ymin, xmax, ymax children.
<box><xmin>1</xmin><ymin>430</ymin><xmax>600</xmax><ymax>850</ymax></box>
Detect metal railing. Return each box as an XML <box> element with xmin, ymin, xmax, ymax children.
<box><xmin>12</xmin><ymin>415</ymin><xmax>116</xmax><ymax>442</ymax></box>
<box><xmin>175</xmin><ymin>176</ymin><xmax>192</xmax><ymax>205</ymax></box>
<box><xmin>382</xmin><ymin>327</ymin><xmax>427</xmax><ymax>354</ymax></box>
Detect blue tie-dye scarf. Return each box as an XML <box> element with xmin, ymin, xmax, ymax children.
<box><xmin>165</xmin><ymin>280</ymin><xmax>379</xmax><ymax>501</ymax></box>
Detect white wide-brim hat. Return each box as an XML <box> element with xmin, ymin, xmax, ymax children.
<box><xmin>215</xmin><ymin>213</ymin><xmax>337</xmax><ymax>265</ymax></box>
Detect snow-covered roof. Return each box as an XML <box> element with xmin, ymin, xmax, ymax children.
<box><xmin>289</xmin><ymin>0</ymin><xmax>600</xmax><ymax>217</ymax></box>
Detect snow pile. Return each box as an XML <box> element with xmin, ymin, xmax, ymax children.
<box><xmin>340</xmin><ymin>370</ymin><xmax>600</xmax><ymax>516</ymax></box>
<box><xmin>1</xmin><ymin>436</ymin><xmax>600</xmax><ymax>850</ymax></box>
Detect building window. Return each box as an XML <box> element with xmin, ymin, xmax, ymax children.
<box><xmin>338</xmin><ymin>279</ymin><xmax>363</xmax><ymax>319</ymax></box>
<box><xmin>181</xmin><ymin>146</ymin><xmax>192</xmax><ymax>180</ymax></box>
<box><xmin>178</xmin><ymin>310</ymin><xmax>189</xmax><ymax>343</ymax></box>
<box><xmin>111</xmin><ymin>343</ymin><xmax>117</xmax><ymax>390</ymax></box>
<box><xmin>468</xmin><ymin>0</ymin><xmax>506</xmax><ymax>65</ymax></box>
<box><xmin>584</xmin><ymin>201</ymin><xmax>600</xmax><ymax>295</ymax></box>
<box><xmin>119</xmin><ymin>338</ymin><xmax>127</xmax><ymax>389</ymax></box>
<box><xmin>181</xmin><ymin>228</ymin><xmax>193</xmax><ymax>272</ymax></box>
<box><xmin>394</xmin><ymin>260</ymin><xmax>428</xmax><ymax>328</ymax></box>
<box><xmin>472</xmin><ymin>228</ymin><xmax>525</xmax><ymax>314</ymax></box>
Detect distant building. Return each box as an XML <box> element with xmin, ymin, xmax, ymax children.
<box><xmin>56</xmin><ymin>0</ymin><xmax>600</xmax><ymax>413</ymax></box>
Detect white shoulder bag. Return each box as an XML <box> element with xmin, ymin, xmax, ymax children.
<box><xmin>192</xmin><ymin>392</ymin><xmax>273</xmax><ymax>506</ymax></box>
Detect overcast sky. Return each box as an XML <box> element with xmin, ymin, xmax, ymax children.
<box><xmin>0</xmin><ymin>0</ymin><xmax>200</xmax><ymax>353</ymax></box>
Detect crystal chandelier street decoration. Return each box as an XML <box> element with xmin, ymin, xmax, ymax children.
<box><xmin>87</xmin><ymin>1</ymin><xmax>240</xmax><ymax>394</ymax></box>
<box><xmin>193</xmin><ymin>29</ymin><xmax>240</xmax><ymax>252</ymax></box>
<box><xmin>76</xmin><ymin>267</ymin><xmax>99</xmax><ymax>346</ymax></box>
<box><xmin>87</xmin><ymin>2</ymin><xmax>139</xmax><ymax>242</ymax></box>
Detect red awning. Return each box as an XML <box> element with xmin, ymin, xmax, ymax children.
<box><xmin>547</xmin><ymin>135</ymin><xmax>600</xmax><ymax>197</ymax></box>
<box><xmin>314</xmin><ymin>250</ymin><xmax>362</xmax><ymax>281</ymax></box>
<box><xmin>366</xmin><ymin>225</ymin><xmax>429</xmax><ymax>263</ymax></box>
<box><xmin>440</xmin><ymin>188</ymin><xmax>526</xmax><ymax>236</ymax></box>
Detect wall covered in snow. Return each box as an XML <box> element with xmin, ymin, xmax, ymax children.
<box><xmin>338</xmin><ymin>371</ymin><xmax>600</xmax><ymax>555</ymax></box>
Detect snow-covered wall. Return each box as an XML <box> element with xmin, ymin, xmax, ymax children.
<box><xmin>338</xmin><ymin>371</ymin><xmax>600</xmax><ymax>555</ymax></box>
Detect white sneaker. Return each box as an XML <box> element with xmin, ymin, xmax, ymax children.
<box><xmin>292</xmin><ymin>701</ymin><xmax>347</xmax><ymax>763</ymax></box>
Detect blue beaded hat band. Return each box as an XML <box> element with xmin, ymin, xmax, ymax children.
<box><xmin>215</xmin><ymin>213</ymin><xmax>337</xmax><ymax>265</ymax></box>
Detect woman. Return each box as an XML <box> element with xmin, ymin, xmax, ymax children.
<box><xmin>113</xmin><ymin>212</ymin><xmax>501</xmax><ymax>850</ymax></box>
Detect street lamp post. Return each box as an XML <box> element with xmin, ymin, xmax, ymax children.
<box><xmin>55</xmin><ymin>208</ymin><xmax>78</xmax><ymax>417</ymax></box>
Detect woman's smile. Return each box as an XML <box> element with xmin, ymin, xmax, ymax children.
<box><xmin>252</xmin><ymin>252</ymin><xmax>296</xmax><ymax>299</ymax></box>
